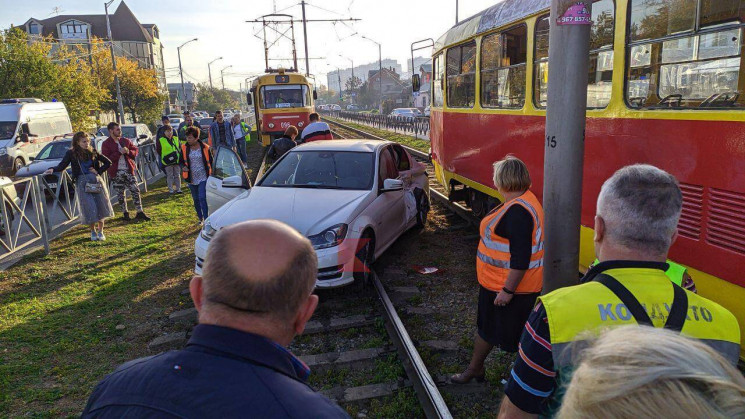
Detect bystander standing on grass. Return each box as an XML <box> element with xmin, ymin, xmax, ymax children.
<box><xmin>180</xmin><ymin>127</ymin><xmax>212</xmax><ymax>224</ymax></box>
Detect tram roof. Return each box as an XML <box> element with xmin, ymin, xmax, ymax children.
<box><xmin>435</xmin><ymin>0</ymin><xmax>549</xmax><ymax>51</ymax></box>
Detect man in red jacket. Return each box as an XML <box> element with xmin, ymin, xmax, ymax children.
<box><xmin>101</xmin><ymin>122</ymin><xmax>151</xmax><ymax>221</ymax></box>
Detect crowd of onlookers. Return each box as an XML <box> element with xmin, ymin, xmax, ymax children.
<box><xmin>47</xmin><ymin>115</ymin><xmax>743</xmax><ymax>417</ymax></box>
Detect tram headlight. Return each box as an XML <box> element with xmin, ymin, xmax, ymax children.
<box><xmin>298</xmin><ymin>121</ymin><xmax>304</xmax><ymax>127</ymax></box>
<box><xmin>268</xmin><ymin>122</ymin><xmax>275</xmax><ymax>129</ymax></box>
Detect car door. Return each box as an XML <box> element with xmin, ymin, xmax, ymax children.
<box><xmin>366</xmin><ymin>146</ymin><xmax>405</xmax><ymax>249</ymax></box>
<box><xmin>206</xmin><ymin>146</ymin><xmax>250</xmax><ymax>210</ymax></box>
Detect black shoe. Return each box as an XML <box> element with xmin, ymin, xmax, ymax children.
<box><xmin>122</xmin><ymin>211</ymin><xmax>131</xmax><ymax>221</ymax></box>
<box><xmin>135</xmin><ymin>212</ymin><xmax>151</xmax><ymax>221</ymax></box>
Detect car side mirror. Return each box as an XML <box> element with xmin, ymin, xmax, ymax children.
<box><xmin>246</xmin><ymin>93</ymin><xmax>253</xmax><ymax>106</ymax></box>
<box><xmin>138</xmin><ymin>134</ymin><xmax>148</xmax><ymax>139</ymax></box>
<box><xmin>381</xmin><ymin>178</ymin><xmax>404</xmax><ymax>192</ymax></box>
<box><xmin>412</xmin><ymin>74</ymin><xmax>421</xmax><ymax>93</ymax></box>
<box><xmin>28</xmin><ymin>156</ymin><xmax>35</xmax><ymax>161</ymax></box>
<box><xmin>222</xmin><ymin>175</ymin><xmax>246</xmax><ymax>189</ymax></box>
<box><xmin>313</xmin><ymin>89</ymin><xmax>318</xmax><ymax>100</ymax></box>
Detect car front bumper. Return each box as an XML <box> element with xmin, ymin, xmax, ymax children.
<box><xmin>194</xmin><ymin>235</ymin><xmax>357</xmax><ymax>288</ymax></box>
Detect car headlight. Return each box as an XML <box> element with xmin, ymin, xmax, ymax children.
<box><xmin>0</xmin><ymin>148</ymin><xmax>6</xmax><ymax>156</ymax></box>
<box><xmin>200</xmin><ymin>219</ymin><xmax>217</xmax><ymax>242</ymax></box>
<box><xmin>308</xmin><ymin>224</ymin><xmax>348</xmax><ymax>250</ymax></box>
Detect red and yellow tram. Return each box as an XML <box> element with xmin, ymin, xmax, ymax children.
<box><xmin>248</xmin><ymin>69</ymin><xmax>317</xmax><ymax>146</ymax></box>
<box><xmin>429</xmin><ymin>0</ymin><xmax>745</xmax><ymax>356</ymax></box>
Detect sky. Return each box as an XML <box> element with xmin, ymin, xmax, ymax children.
<box><xmin>0</xmin><ymin>0</ymin><xmax>500</xmax><ymax>90</ymax></box>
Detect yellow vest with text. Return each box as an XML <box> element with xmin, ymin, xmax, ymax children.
<box><xmin>540</xmin><ymin>267</ymin><xmax>741</xmax><ymax>368</ymax></box>
<box><xmin>476</xmin><ymin>190</ymin><xmax>544</xmax><ymax>293</ymax></box>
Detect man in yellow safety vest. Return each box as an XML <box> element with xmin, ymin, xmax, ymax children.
<box><xmin>497</xmin><ymin>164</ymin><xmax>740</xmax><ymax>419</ymax></box>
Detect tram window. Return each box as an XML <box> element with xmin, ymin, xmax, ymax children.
<box><xmin>533</xmin><ymin>0</ymin><xmax>616</xmax><ymax>109</ymax></box>
<box><xmin>627</xmin><ymin>0</ymin><xmax>745</xmax><ymax>109</ymax></box>
<box><xmin>433</xmin><ymin>54</ymin><xmax>444</xmax><ymax>107</ymax></box>
<box><xmin>447</xmin><ymin>42</ymin><xmax>477</xmax><ymax>108</ymax></box>
<box><xmin>629</xmin><ymin>0</ymin><xmax>696</xmax><ymax>42</ymax></box>
<box><xmin>481</xmin><ymin>25</ymin><xmax>528</xmax><ymax>109</ymax></box>
<box><xmin>260</xmin><ymin>84</ymin><xmax>309</xmax><ymax>109</ymax></box>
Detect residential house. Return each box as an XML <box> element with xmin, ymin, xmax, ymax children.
<box><xmin>413</xmin><ymin>62</ymin><xmax>432</xmax><ymax>109</ymax></box>
<box><xmin>19</xmin><ymin>1</ymin><xmax>166</xmax><ymax>91</ymax></box>
<box><xmin>168</xmin><ymin>82</ymin><xmax>198</xmax><ymax>111</ymax></box>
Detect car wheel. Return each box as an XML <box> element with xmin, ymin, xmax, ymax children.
<box><xmin>353</xmin><ymin>230</ymin><xmax>375</xmax><ymax>290</ymax></box>
<box><xmin>12</xmin><ymin>158</ymin><xmax>24</xmax><ymax>176</ymax></box>
<box><xmin>415</xmin><ymin>188</ymin><xmax>430</xmax><ymax>228</ymax></box>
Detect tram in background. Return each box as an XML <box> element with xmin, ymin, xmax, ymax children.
<box><xmin>426</xmin><ymin>0</ymin><xmax>745</xmax><ymax>357</ymax></box>
<box><xmin>247</xmin><ymin>69</ymin><xmax>317</xmax><ymax>146</ymax></box>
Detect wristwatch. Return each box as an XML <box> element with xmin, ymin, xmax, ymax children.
<box><xmin>502</xmin><ymin>287</ymin><xmax>515</xmax><ymax>295</ymax></box>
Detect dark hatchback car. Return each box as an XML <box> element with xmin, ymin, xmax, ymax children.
<box><xmin>15</xmin><ymin>139</ymin><xmax>75</xmax><ymax>195</ymax></box>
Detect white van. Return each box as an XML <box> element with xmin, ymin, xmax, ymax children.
<box><xmin>0</xmin><ymin>99</ymin><xmax>73</xmax><ymax>175</ymax></box>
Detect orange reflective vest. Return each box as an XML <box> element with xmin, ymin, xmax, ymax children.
<box><xmin>476</xmin><ymin>190</ymin><xmax>544</xmax><ymax>293</ymax></box>
<box><xmin>181</xmin><ymin>143</ymin><xmax>212</xmax><ymax>180</ymax></box>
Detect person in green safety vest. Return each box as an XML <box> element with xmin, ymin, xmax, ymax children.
<box><xmin>590</xmin><ymin>258</ymin><xmax>696</xmax><ymax>293</ymax></box>
<box><xmin>156</xmin><ymin>125</ymin><xmax>182</xmax><ymax>194</ymax></box>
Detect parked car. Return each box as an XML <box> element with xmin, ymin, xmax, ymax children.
<box><xmin>199</xmin><ymin>117</ymin><xmax>214</xmax><ymax>135</ymax></box>
<box><xmin>390</xmin><ymin>108</ymin><xmax>419</xmax><ymax>121</ymax></box>
<box><xmin>169</xmin><ymin>118</ymin><xmax>184</xmax><ymax>127</ymax></box>
<box><xmin>0</xmin><ymin>98</ymin><xmax>73</xmax><ymax>175</ymax></box>
<box><xmin>94</xmin><ymin>123</ymin><xmax>152</xmax><ymax>149</ymax></box>
<box><xmin>15</xmin><ymin>138</ymin><xmax>74</xmax><ymax>195</ymax></box>
<box><xmin>0</xmin><ymin>175</ymin><xmax>21</xmax><ymax>236</ymax></box>
<box><xmin>193</xmin><ymin>140</ymin><xmax>430</xmax><ymax>288</ymax></box>
<box><xmin>346</xmin><ymin>104</ymin><xmax>361</xmax><ymax>111</ymax></box>
<box><xmin>329</xmin><ymin>104</ymin><xmax>342</xmax><ymax>111</ymax></box>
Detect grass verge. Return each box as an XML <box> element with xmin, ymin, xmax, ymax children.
<box><xmin>326</xmin><ymin>116</ymin><xmax>431</xmax><ymax>153</ymax></box>
<box><xmin>0</xmin><ymin>180</ymin><xmax>198</xmax><ymax>416</ymax></box>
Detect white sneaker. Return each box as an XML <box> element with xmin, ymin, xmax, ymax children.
<box><xmin>91</xmin><ymin>231</ymin><xmax>98</xmax><ymax>241</ymax></box>
<box><xmin>98</xmin><ymin>232</ymin><xmax>106</xmax><ymax>241</ymax></box>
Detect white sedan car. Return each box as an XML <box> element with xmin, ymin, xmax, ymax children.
<box><xmin>194</xmin><ymin>140</ymin><xmax>430</xmax><ymax>288</ymax></box>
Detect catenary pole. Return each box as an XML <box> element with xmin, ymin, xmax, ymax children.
<box><xmin>104</xmin><ymin>0</ymin><xmax>125</xmax><ymax>123</ymax></box>
<box><xmin>541</xmin><ymin>0</ymin><xmax>593</xmax><ymax>294</ymax></box>
<box><xmin>301</xmin><ymin>1</ymin><xmax>310</xmax><ymax>76</ymax></box>
<box><xmin>178</xmin><ymin>38</ymin><xmax>198</xmax><ymax>112</ymax></box>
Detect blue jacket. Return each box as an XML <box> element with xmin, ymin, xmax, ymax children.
<box><xmin>209</xmin><ymin>120</ymin><xmax>235</xmax><ymax>148</ymax></box>
<box><xmin>81</xmin><ymin>324</ymin><xmax>349</xmax><ymax>418</ymax></box>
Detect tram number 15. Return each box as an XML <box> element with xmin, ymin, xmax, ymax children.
<box><xmin>546</xmin><ymin>135</ymin><xmax>557</xmax><ymax>149</ymax></box>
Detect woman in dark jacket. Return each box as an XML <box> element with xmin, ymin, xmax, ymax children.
<box><xmin>45</xmin><ymin>132</ymin><xmax>114</xmax><ymax>241</ymax></box>
<box><xmin>180</xmin><ymin>127</ymin><xmax>213</xmax><ymax>224</ymax></box>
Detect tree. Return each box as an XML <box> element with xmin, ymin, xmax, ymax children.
<box><xmin>317</xmin><ymin>84</ymin><xmax>337</xmax><ymax>104</ymax></box>
<box><xmin>0</xmin><ymin>29</ymin><xmax>105</xmax><ymax>131</ymax></box>
<box><xmin>344</xmin><ymin>76</ymin><xmax>362</xmax><ymax>93</ymax></box>
<box><xmin>89</xmin><ymin>40</ymin><xmax>166</xmax><ymax>124</ymax></box>
<box><xmin>196</xmin><ymin>84</ymin><xmax>238</xmax><ymax>112</ymax></box>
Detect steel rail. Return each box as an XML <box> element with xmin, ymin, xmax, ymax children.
<box><xmin>372</xmin><ymin>272</ymin><xmax>453</xmax><ymax>419</ymax></box>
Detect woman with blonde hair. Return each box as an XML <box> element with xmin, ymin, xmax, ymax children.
<box><xmin>45</xmin><ymin>132</ymin><xmax>114</xmax><ymax>241</ymax></box>
<box><xmin>452</xmin><ymin>155</ymin><xmax>545</xmax><ymax>383</ymax></box>
<box><xmin>558</xmin><ymin>326</ymin><xmax>745</xmax><ymax>419</ymax></box>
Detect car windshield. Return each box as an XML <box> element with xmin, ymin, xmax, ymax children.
<box><xmin>260</xmin><ymin>150</ymin><xmax>375</xmax><ymax>190</ymax></box>
<box><xmin>37</xmin><ymin>141</ymin><xmax>71</xmax><ymax>160</ymax></box>
<box><xmin>261</xmin><ymin>84</ymin><xmax>308</xmax><ymax>109</ymax></box>
<box><xmin>200</xmin><ymin>118</ymin><xmax>213</xmax><ymax>125</ymax></box>
<box><xmin>0</xmin><ymin>121</ymin><xmax>17</xmax><ymax>140</ymax></box>
<box><xmin>122</xmin><ymin>127</ymin><xmax>136</xmax><ymax>138</ymax></box>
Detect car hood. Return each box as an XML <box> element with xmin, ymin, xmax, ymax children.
<box><xmin>209</xmin><ymin>186</ymin><xmax>371</xmax><ymax>236</ymax></box>
<box><xmin>16</xmin><ymin>159</ymin><xmax>64</xmax><ymax>177</ymax></box>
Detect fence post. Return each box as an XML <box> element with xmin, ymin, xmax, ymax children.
<box><xmin>33</xmin><ymin>177</ymin><xmax>51</xmax><ymax>254</ymax></box>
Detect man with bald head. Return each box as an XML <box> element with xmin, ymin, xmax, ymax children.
<box><xmin>82</xmin><ymin>220</ymin><xmax>349</xmax><ymax>418</ymax></box>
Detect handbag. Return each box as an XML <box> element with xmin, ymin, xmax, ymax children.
<box><xmin>162</xmin><ymin>137</ymin><xmax>179</xmax><ymax>165</ymax></box>
<box><xmin>85</xmin><ymin>178</ymin><xmax>103</xmax><ymax>194</ymax></box>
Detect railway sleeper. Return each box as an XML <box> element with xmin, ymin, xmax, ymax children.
<box><xmin>303</xmin><ymin>314</ymin><xmax>379</xmax><ymax>335</ymax></box>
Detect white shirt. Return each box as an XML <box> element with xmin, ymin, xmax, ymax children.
<box><xmin>232</xmin><ymin>124</ymin><xmax>245</xmax><ymax>140</ymax></box>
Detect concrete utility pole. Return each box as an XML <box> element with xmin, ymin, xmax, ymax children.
<box><xmin>361</xmin><ymin>35</ymin><xmax>382</xmax><ymax>117</ymax></box>
<box><xmin>542</xmin><ymin>0</ymin><xmax>593</xmax><ymax>294</ymax></box>
<box><xmin>221</xmin><ymin>65</ymin><xmax>233</xmax><ymax>90</ymax></box>
<box><xmin>104</xmin><ymin>0</ymin><xmax>125</xmax><ymax>123</ymax></box>
<box><xmin>301</xmin><ymin>1</ymin><xmax>310</xmax><ymax>76</ymax></box>
<box><xmin>208</xmin><ymin>57</ymin><xmax>223</xmax><ymax>89</ymax></box>
<box><xmin>338</xmin><ymin>55</ymin><xmax>354</xmax><ymax>104</ymax></box>
<box><xmin>178</xmin><ymin>38</ymin><xmax>198</xmax><ymax>111</ymax></box>
<box><xmin>455</xmin><ymin>0</ymin><xmax>459</xmax><ymax>25</ymax></box>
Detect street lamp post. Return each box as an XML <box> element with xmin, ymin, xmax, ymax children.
<box><xmin>361</xmin><ymin>35</ymin><xmax>382</xmax><ymax>124</ymax></box>
<box><xmin>338</xmin><ymin>55</ymin><xmax>354</xmax><ymax>104</ymax></box>
<box><xmin>220</xmin><ymin>65</ymin><xmax>233</xmax><ymax>90</ymax></box>
<box><xmin>177</xmin><ymin>38</ymin><xmax>198</xmax><ymax>111</ymax></box>
<box><xmin>208</xmin><ymin>57</ymin><xmax>223</xmax><ymax>89</ymax></box>
<box><xmin>104</xmin><ymin>0</ymin><xmax>125</xmax><ymax>123</ymax></box>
